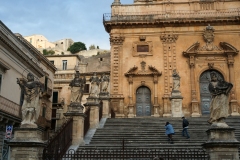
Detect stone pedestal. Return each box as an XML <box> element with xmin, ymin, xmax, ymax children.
<box><xmin>128</xmin><ymin>104</ymin><xmax>135</xmax><ymax>118</ymax></box>
<box><xmin>202</xmin><ymin>126</ymin><xmax>240</xmax><ymax>160</ymax></box>
<box><xmin>230</xmin><ymin>100</ymin><xmax>240</xmax><ymax>116</ymax></box>
<box><xmin>99</xmin><ymin>92</ymin><xmax>110</xmax><ymax>118</ymax></box>
<box><xmin>191</xmin><ymin>100</ymin><xmax>201</xmax><ymax>117</ymax></box>
<box><xmin>162</xmin><ymin>95</ymin><xmax>171</xmax><ymax>117</ymax></box>
<box><xmin>85</xmin><ymin>97</ymin><xmax>100</xmax><ymax>129</ymax></box>
<box><xmin>64</xmin><ymin>102</ymin><xmax>86</xmax><ymax>145</ymax></box>
<box><xmin>153</xmin><ymin>105</ymin><xmax>160</xmax><ymax>117</ymax></box>
<box><xmin>170</xmin><ymin>90</ymin><xmax>183</xmax><ymax>117</ymax></box>
<box><xmin>9</xmin><ymin>128</ymin><xmax>45</xmax><ymax>160</ymax></box>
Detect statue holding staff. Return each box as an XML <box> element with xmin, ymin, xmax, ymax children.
<box><xmin>17</xmin><ymin>72</ymin><xmax>44</xmax><ymax>128</ymax></box>
<box><xmin>207</xmin><ymin>71</ymin><xmax>233</xmax><ymax>124</ymax></box>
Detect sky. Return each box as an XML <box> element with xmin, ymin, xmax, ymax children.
<box><xmin>0</xmin><ymin>0</ymin><xmax>131</xmax><ymax>50</ymax></box>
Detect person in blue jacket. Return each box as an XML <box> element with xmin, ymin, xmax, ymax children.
<box><xmin>165</xmin><ymin>122</ymin><xmax>175</xmax><ymax>144</ymax></box>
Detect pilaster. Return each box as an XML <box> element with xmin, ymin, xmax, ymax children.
<box><xmin>160</xmin><ymin>33</ymin><xmax>178</xmax><ymax>117</ymax></box>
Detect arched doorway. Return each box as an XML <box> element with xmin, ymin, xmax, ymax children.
<box><xmin>199</xmin><ymin>70</ymin><xmax>224</xmax><ymax>115</ymax></box>
<box><xmin>136</xmin><ymin>86</ymin><xmax>151</xmax><ymax>116</ymax></box>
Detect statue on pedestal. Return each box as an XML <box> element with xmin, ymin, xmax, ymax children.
<box><xmin>172</xmin><ymin>69</ymin><xmax>180</xmax><ymax>91</ymax></box>
<box><xmin>69</xmin><ymin>71</ymin><xmax>86</xmax><ymax>104</ymax></box>
<box><xmin>17</xmin><ymin>72</ymin><xmax>44</xmax><ymax>128</ymax></box>
<box><xmin>207</xmin><ymin>71</ymin><xmax>233</xmax><ymax>125</ymax></box>
<box><xmin>100</xmin><ymin>73</ymin><xmax>109</xmax><ymax>93</ymax></box>
<box><xmin>89</xmin><ymin>73</ymin><xmax>100</xmax><ymax>98</ymax></box>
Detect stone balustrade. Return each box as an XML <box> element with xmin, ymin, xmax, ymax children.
<box><xmin>103</xmin><ymin>8</ymin><xmax>240</xmax><ymax>22</ymax></box>
<box><xmin>0</xmin><ymin>95</ymin><xmax>21</xmax><ymax>117</ymax></box>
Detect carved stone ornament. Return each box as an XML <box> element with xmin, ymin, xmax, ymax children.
<box><xmin>160</xmin><ymin>34</ymin><xmax>178</xmax><ymax>43</ymax></box>
<box><xmin>141</xmin><ymin>61</ymin><xmax>146</xmax><ymax>71</ymax></box>
<box><xmin>203</xmin><ymin>24</ymin><xmax>215</xmax><ymax>43</ymax></box>
<box><xmin>208</xmin><ymin>63</ymin><xmax>214</xmax><ymax>69</ymax></box>
<box><xmin>198</xmin><ymin>24</ymin><xmax>222</xmax><ymax>51</ymax></box>
<box><xmin>125</xmin><ymin>64</ymin><xmax>162</xmax><ymax>76</ymax></box>
<box><xmin>139</xmin><ymin>36</ymin><xmax>146</xmax><ymax>41</ymax></box>
<box><xmin>110</xmin><ymin>36</ymin><xmax>125</xmax><ymax>45</ymax></box>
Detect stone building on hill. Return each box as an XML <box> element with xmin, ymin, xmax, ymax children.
<box><xmin>103</xmin><ymin>0</ymin><xmax>240</xmax><ymax>118</ymax></box>
<box><xmin>45</xmin><ymin>52</ymin><xmax>110</xmax><ymax>130</ymax></box>
<box><xmin>0</xmin><ymin>21</ymin><xmax>56</xmax><ymax>159</ymax></box>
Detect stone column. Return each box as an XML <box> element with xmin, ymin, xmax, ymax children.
<box><xmin>84</xmin><ymin>97</ymin><xmax>100</xmax><ymax>129</ymax></box>
<box><xmin>9</xmin><ymin>128</ymin><xmax>45</xmax><ymax>160</ymax></box>
<box><xmin>128</xmin><ymin>75</ymin><xmax>135</xmax><ymax>118</ymax></box>
<box><xmin>99</xmin><ymin>92</ymin><xmax>110</xmax><ymax>118</ymax></box>
<box><xmin>153</xmin><ymin>75</ymin><xmax>160</xmax><ymax>117</ymax></box>
<box><xmin>227</xmin><ymin>54</ymin><xmax>240</xmax><ymax>116</ymax></box>
<box><xmin>64</xmin><ymin>102</ymin><xmax>85</xmax><ymax>145</ymax></box>
<box><xmin>202</xmin><ymin>127</ymin><xmax>240</xmax><ymax>160</ymax></box>
<box><xmin>189</xmin><ymin>56</ymin><xmax>200</xmax><ymax>117</ymax></box>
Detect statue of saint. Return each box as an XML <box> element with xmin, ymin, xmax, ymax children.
<box><xmin>100</xmin><ymin>73</ymin><xmax>109</xmax><ymax>92</ymax></box>
<box><xmin>69</xmin><ymin>71</ymin><xmax>86</xmax><ymax>103</ymax></box>
<box><xmin>207</xmin><ymin>71</ymin><xmax>233</xmax><ymax>124</ymax></box>
<box><xmin>17</xmin><ymin>72</ymin><xmax>44</xmax><ymax>127</ymax></box>
<box><xmin>89</xmin><ymin>73</ymin><xmax>100</xmax><ymax>97</ymax></box>
<box><xmin>172</xmin><ymin>69</ymin><xmax>180</xmax><ymax>91</ymax></box>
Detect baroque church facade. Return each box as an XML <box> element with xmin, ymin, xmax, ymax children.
<box><xmin>104</xmin><ymin>0</ymin><xmax>240</xmax><ymax>118</ymax></box>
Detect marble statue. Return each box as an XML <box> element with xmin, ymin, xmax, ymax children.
<box><xmin>69</xmin><ymin>71</ymin><xmax>86</xmax><ymax>103</ymax></box>
<box><xmin>207</xmin><ymin>71</ymin><xmax>233</xmax><ymax>124</ymax></box>
<box><xmin>17</xmin><ymin>72</ymin><xmax>44</xmax><ymax>128</ymax></box>
<box><xmin>100</xmin><ymin>73</ymin><xmax>109</xmax><ymax>92</ymax></box>
<box><xmin>89</xmin><ymin>72</ymin><xmax>100</xmax><ymax>97</ymax></box>
<box><xmin>172</xmin><ymin>69</ymin><xmax>180</xmax><ymax>91</ymax></box>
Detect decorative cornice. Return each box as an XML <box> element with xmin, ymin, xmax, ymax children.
<box><xmin>160</xmin><ymin>34</ymin><xmax>178</xmax><ymax>43</ymax></box>
<box><xmin>110</xmin><ymin>36</ymin><xmax>125</xmax><ymax>45</ymax></box>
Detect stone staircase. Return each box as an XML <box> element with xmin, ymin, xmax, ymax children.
<box><xmin>78</xmin><ymin>116</ymin><xmax>240</xmax><ymax>150</ymax></box>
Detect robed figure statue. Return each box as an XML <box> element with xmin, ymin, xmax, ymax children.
<box><xmin>17</xmin><ymin>72</ymin><xmax>44</xmax><ymax>128</ymax></box>
<box><xmin>69</xmin><ymin>71</ymin><xmax>86</xmax><ymax>104</ymax></box>
<box><xmin>89</xmin><ymin>73</ymin><xmax>100</xmax><ymax>98</ymax></box>
<box><xmin>100</xmin><ymin>73</ymin><xmax>109</xmax><ymax>93</ymax></box>
<box><xmin>207</xmin><ymin>71</ymin><xmax>233</xmax><ymax>124</ymax></box>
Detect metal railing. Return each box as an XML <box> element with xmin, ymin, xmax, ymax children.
<box><xmin>43</xmin><ymin>118</ymin><xmax>73</xmax><ymax>160</ymax></box>
<box><xmin>0</xmin><ymin>95</ymin><xmax>21</xmax><ymax>117</ymax></box>
<box><xmin>61</xmin><ymin>148</ymin><xmax>209</xmax><ymax>159</ymax></box>
<box><xmin>103</xmin><ymin>8</ymin><xmax>240</xmax><ymax>23</ymax></box>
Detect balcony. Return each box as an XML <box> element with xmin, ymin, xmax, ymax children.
<box><xmin>0</xmin><ymin>95</ymin><xmax>21</xmax><ymax>118</ymax></box>
<box><xmin>103</xmin><ymin>8</ymin><xmax>240</xmax><ymax>32</ymax></box>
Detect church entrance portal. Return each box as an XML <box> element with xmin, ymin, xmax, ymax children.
<box><xmin>136</xmin><ymin>87</ymin><xmax>151</xmax><ymax>116</ymax></box>
<box><xmin>199</xmin><ymin>70</ymin><xmax>224</xmax><ymax>115</ymax></box>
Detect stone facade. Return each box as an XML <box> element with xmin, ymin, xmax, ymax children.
<box><xmin>104</xmin><ymin>0</ymin><xmax>240</xmax><ymax>118</ymax></box>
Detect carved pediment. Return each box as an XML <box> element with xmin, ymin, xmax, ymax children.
<box><xmin>184</xmin><ymin>42</ymin><xmax>200</xmax><ymax>54</ymax></box>
<box><xmin>220</xmin><ymin>42</ymin><xmax>239</xmax><ymax>54</ymax></box>
<box><xmin>125</xmin><ymin>65</ymin><xmax>161</xmax><ymax>76</ymax></box>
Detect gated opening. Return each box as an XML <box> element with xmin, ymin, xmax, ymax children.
<box><xmin>136</xmin><ymin>86</ymin><xmax>151</xmax><ymax>116</ymax></box>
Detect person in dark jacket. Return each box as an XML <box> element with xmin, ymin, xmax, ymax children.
<box><xmin>182</xmin><ymin>117</ymin><xmax>190</xmax><ymax>139</ymax></box>
<box><xmin>165</xmin><ymin>122</ymin><xmax>175</xmax><ymax>144</ymax></box>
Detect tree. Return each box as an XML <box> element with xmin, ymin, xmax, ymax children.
<box><xmin>67</xmin><ymin>42</ymin><xmax>87</xmax><ymax>54</ymax></box>
<box><xmin>97</xmin><ymin>46</ymin><xmax>99</xmax><ymax>49</ymax></box>
<box><xmin>43</xmin><ymin>49</ymin><xmax>55</xmax><ymax>55</ymax></box>
<box><xmin>89</xmin><ymin>44</ymin><xmax>96</xmax><ymax>50</ymax></box>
